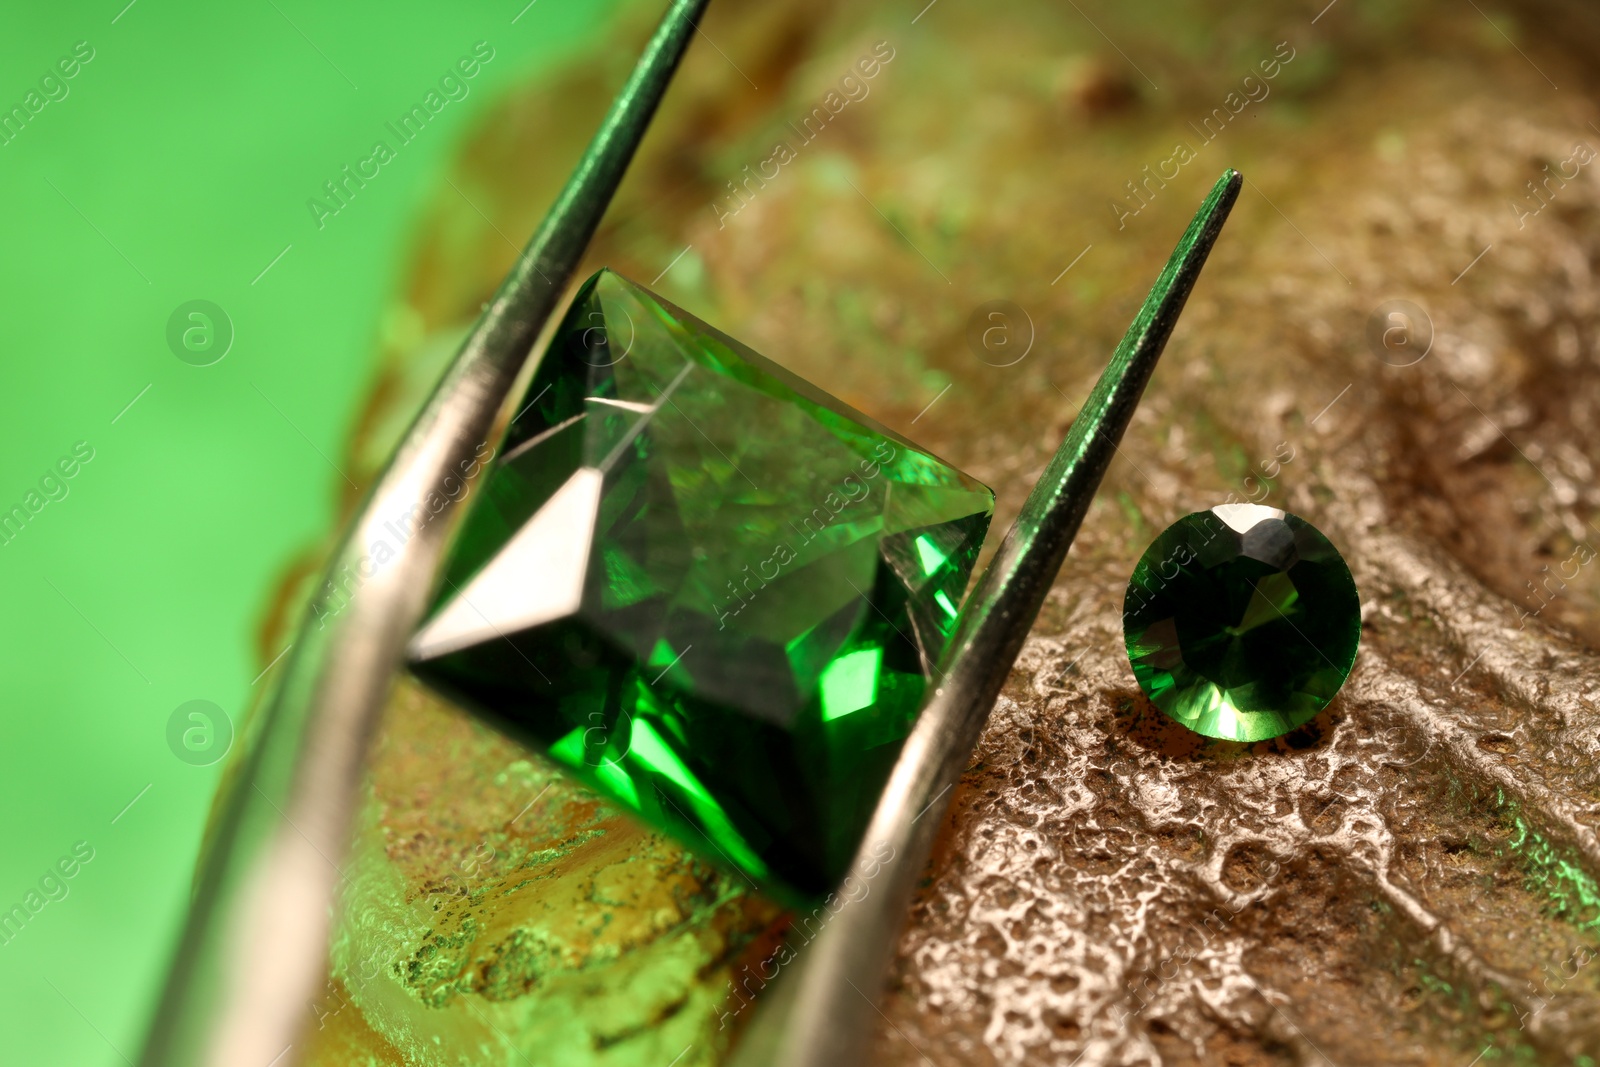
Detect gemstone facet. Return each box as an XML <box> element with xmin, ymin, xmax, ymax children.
<box><xmin>409</xmin><ymin>269</ymin><xmax>994</xmax><ymax>900</ymax></box>
<box><xmin>1122</xmin><ymin>503</ymin><xmax>1360</xmax><ymax>741</ymax></box>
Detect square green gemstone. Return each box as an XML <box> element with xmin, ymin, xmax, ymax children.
<box><xmin>408</xmin><ymin>269</ymin><xmax>993</xmax><ymax>901</ymax></box>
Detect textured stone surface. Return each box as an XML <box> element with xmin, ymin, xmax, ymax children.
<box><xmin>299</xmin><ymin>680</ymin><xmax>784</xmax><ymax>1066</ymax></box>
<box><xmin>231</xmin><ymin>0</ymin><xmax>1600</xmax><ymax>1063</ymax></box>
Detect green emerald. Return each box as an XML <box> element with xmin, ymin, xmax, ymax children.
<box><xmin>408</xmin><ymin>269</ymin><xmax>993</xmax><ymax>900</ymax></box>
<box><xmin>1122</xmin><ymin>504</ymin><xmax>1360</xmax><ymax>741</ymax></box>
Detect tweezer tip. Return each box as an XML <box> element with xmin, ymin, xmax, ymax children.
<box><xmin>1197</xmin><ymin>169</ymin><xmax>1242</xmax><ymax>243</ymax></box>
<box><xmin>1193</xmin><ymin>168</ymin><xmax>1242</xmax><ymax>244</ymax></box>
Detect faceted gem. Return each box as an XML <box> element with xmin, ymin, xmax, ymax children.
<box><xmin>408</xmin><ymin>269</ymin><xmax>994</xmax><ymax>901</ymax></box>
<box><xmin>1122</xmin><ymin>504</ymin><xmax>1360</xmax><ymax>741</ymax></box>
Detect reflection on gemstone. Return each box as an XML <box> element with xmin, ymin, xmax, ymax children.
<box><xmin>1122</xmin><ymin>504</ymin><xmax>1360</xmax><ymax>741</ymax></box>
<box><xmin>409</xmin><ymin>269</ymin><xmax>994</xmax><ymax>900</ymax></box>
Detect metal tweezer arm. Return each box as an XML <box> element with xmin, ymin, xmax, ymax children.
<box><xmin>136</xmin><ymin>3</ymin><xmax>709</xmax><ymax>1065</ymax></box>
<box><xmin>734</xmin><ymin>169</ymin><xmax>1242</xmax><ymax>1067</ymax></box>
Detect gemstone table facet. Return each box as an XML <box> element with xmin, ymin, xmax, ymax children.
<box><xmin>408</xmin><ymin>269</ymin><xmax>994</xmax><ymax>900</ymax></box>
<box><xmin>1122</xmin><ymin>503</ymin><xmax>1361</xmax><ymax>741</ymax></box>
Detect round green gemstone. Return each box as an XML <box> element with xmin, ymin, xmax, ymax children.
<box><xmin>1122</xmin><ymin>504</ymin><xmax>1360</xmax><ymax>741</ymax></box>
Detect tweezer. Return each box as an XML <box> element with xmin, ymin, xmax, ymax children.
<box><xmin>134</xmin><ymin>1</ymin><xmax>1237</xmax><ymax>1064</ymax></box>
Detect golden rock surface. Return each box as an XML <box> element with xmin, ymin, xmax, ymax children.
<box><xmin>238</xmin><ymin>0</ymin><xmax>1600</xmax><ymax>1062</ymax></box>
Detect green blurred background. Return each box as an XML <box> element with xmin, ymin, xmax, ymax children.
<box><xmin>0</xmin><ymin>2</ymin><xmax>631</xmax><ymax>1062</ymax></box>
